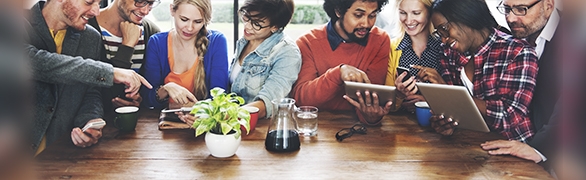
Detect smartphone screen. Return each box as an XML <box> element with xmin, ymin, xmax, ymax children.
<box><xmin>396</xmin><ymin>67</ymin><xmax>411</xmax><ymax>83</ymax></box>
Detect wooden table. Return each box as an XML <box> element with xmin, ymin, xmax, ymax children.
<box><xmin>36</xmin><ymin>109</ymin><xmax>553</xmax><ymax>179</ymax></box>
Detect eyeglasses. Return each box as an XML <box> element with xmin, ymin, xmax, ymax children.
<box><xmin>496</xmin><ymin>0</ymin><xmax>542</xmax><ymax>16</ymax></box>
<box><xmin>134</xmin><ymin>0</ymin><xmax>160</xmax><ymax>8</ymax></box>
<box><xmin>432</xmin><ymin>22</ymin><xmax>451</xmax><ymax>40</ymax></box>
<box><xmin>335</xmin><ymin>124</ymin><xmax>367</xmax><ymax>142</ymax></box>
<box><xmin>239</xmin><ymin>10</ymin><xmax>270</xmax><ymax>31</ymax></box>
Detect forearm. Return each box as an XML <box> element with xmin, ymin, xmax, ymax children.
<box><xmin>27</xmin><ymin>44</ymin><xmax>114</xmax><ymax>87</ymax></box>
<box><xmin>73</xmin><ymin>87</ymin><xmax>104</xmax><ymax>127</ymax></box>
<box><xmin>245</xmin><ymin>100</ymin><xmax>266</xmax><ymax>119</ymax></box>
<box><xmin>292</xmin><ymin>65</ymin><xmax>344</xmax><ymax>107</ymax></box>
<box><xmin>109</xmin><ymin>45</ymin><xmax>135</xmax><ymax>69</ymax></box>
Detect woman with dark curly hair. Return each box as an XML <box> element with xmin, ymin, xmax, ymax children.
<box><xmin>424</xmin><ymin>0</ymin><xmax>538</xmax><ymax>141</ymax></box>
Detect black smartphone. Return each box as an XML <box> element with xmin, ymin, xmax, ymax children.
<box><xmin>396</xmin><ymin>67</ymin><xmax>411</xmax><ymax>83</ymax></box>
<box><xmin>114</xmin><ymin>84</ymin><xmax>134</xmax><ymax>102</ymax></box>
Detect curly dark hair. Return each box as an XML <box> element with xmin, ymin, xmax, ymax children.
<box><xmin>432</xmin><ymin>0</ymin><xmax>501</xmax><ymax>32</ymax></box>
<box><xmin>323</xmin><ymin>0</ymin><xmax>389</xmax><ymax>22</ymax></box>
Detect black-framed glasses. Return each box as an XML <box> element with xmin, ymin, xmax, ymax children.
<box><xmin>335</xmin><ymin>124</ymin><xmax>367</xmax><ymax>142</ymax></box>
<box><xmin>239</xmin><ymin>10</ymin><xmax>270</xmax><ymax>31</ymax></box>
<box><xmin>134</xmin><ymin>0</ymin><xmax>160</xmax><ymax>8</ymax></box>
<box><xmin>496</xmin><ymin>0</ymin><xmax>542</xmax><ymax>16</ymax></box>
<box><xmin>432</xmin><ymin>22</ymin><xmax>450</xmax><ymax>40</ymax></box>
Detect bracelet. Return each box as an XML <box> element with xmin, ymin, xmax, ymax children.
<box><xmin>155</xmin><ymin>85</ymin><xmax>169</xmax><ymax>103</ymax></box>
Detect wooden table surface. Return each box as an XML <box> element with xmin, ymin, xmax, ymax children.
<box><xmin>35</xmin><ymin>108</ymin><xmax>553</xmax><ymax>179</ymax></box>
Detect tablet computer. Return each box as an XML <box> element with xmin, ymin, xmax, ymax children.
<box><xmin>344</xmin><ymin>81</ymin><xmax>396</xmax><ymax>106</ymax></box>
<box><xmin>416</xmin><ymin>83</ymin><xmax>490</xmax><ymax>133</ymax></box>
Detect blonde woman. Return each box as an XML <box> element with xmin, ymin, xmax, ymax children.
<box><xmin>142</xmin><ymin>0</ymin><xmax>229</xmax><ymax>108</ymax></box>
<box><xmin>387</xmin><ymin>0</ymin><xmax>441</xmax><ymax>112</ymax></box>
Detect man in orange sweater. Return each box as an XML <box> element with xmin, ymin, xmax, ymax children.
<box><xmin>292</xmin><ymin>0</ymin><xmax>391</xmax><ymax>125</ymax></box>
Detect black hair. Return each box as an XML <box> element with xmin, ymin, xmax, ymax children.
<box><xmin>239</xmin><ymin>0</ymin><xmax>295</xmax><ymax>29</ymax></box>
<box><xmin>432</xmin><ymin>0</ymin><xmax>501</xmax><ymax>32</ymax></box>
<box><xmin>323</xmin><ymin>0</ymin><xmax>389</xmax><ymax>22</ymax></box>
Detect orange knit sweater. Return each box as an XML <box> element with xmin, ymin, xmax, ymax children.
<box><xmin>291</xmin><ymin>25</ymin><xmax>390</xmax><ymax>124</ymax></box>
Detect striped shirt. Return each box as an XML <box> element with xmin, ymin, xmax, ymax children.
<box><xmin>99</xmin><ymin>25</ymin><xmax>146</xmax><ymax>72</ymax></box>
<box><xmin>439</xmin><ymin>28</ymin><xmax>538</xmax><ymax>141</ymax></box>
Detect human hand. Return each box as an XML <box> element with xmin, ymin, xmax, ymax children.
<box><xmin>71</xmin><ymin>119</ymin><xmax>103</xmax><ymax>148</ymax></box>
<box><xmin>162</xmin><ymin>82</ymin><xmax>197</xmax><ymax>105</ymax></box>
<box><xmin>412</xmin><ymin>65</ymin><xmax>445</xmax><ymax>84</ymax></box>
<box><xmin>343</xmin><ymin>90</ymin><xmax>392</xmax><ymax>124</ymax></box>
<box><xmin>113</xmin><ymin>67</ymin><xmax>152</xmax><ymax>96</ymax></box>
<box><xmin>112</xmin><ymin>93</ymin><xmax>142</xmax><ymax>108</ymax></box>
<box><xmin>481</xmin><ymin>140</ymin><xmax>542</xmax><ymax>163</ymax></box>
<box><xmin>120</xmin><ymin>21</ymin><xmax>142</xmax><ymax>47</ymax></box>
<box><xmin>176</xmin><ymin>112</ymin><xmax>196</xmax><ymax>127</ymax></box>
<box><xmin>430</xmin><ymin>114</ymin><xmax>458</xmax><ymax>136</ymax></box>
<box><xmin>401</xmin><ymin>95</ymin><xmax>425</xmax><ymax>113</ymax></box>
<box><xmin>340</xmin><ymin>65</ymin><xmax>371</xmax><ymax>83</ymax></box>
<box><xmin>395</xmin><ymin>71</ymin><xmax>418</xmax><ymax>98</ymax></box>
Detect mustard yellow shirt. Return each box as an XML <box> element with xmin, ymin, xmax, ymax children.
<box><xmin>386</xmin><ymin>38</ymin><xmax>403</xmax><ymax>112</ymax></box>
<box><xmin>35</xmin><ymin>29</ymin><xmax>67</xmax><ymax>156</ymax></box>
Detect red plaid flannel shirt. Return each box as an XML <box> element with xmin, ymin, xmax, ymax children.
<box><xmin>439</xmin><ymin>29</ymin><xmax>538</xmax><ymax>141</ymax></box>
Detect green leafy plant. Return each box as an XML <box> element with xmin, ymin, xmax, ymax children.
<box><xmin>190</xmin><ymin>87</ymin><xmax>250</xmax><ymax>139</ymax></box>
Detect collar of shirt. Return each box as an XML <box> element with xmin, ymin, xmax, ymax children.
<box><xmin>326</xmin><ymin>20</ymin><xmax>368</xmax><ymax>51</ymax></box>
<box><xmin>535</xmin><ymin>10</ymin><xmax>560</xmax><ymax>58</ymax></box>
<box><xmin>236</xmin><ymin>31</ymin><xmax>285</xmax><ymax>59</ymax></box>
<box><xmin>396</xmin><ymin>33</ymin><xmax>441</xmax><ymax>51</ymax></box>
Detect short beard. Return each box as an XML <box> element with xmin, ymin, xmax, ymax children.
<box><xmin>509</xmin><ymin>8</ymin><xmax>548</xmax><ymax>39</ymax></box>
<box><xmin>338</xmin><ymin>16</ymin><xmax>371</xmax><ymax>43</ymax></box>
<box><xmin>117</xmin><ymin>0</ymin><xmax>135</xmax><ymax>24</ymax></box>
<box><xmin>62</xmin><ymin>0</ymin><xmax>85</xmax><ymax>31</ymax></box>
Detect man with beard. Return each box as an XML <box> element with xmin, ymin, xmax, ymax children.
<box><xmin>291</xmin><ymin>0</ymin><xmax>391</xmax><ymax>125</ymax></box>
<box><xmin>25</xmin><ymin>0</ymin><xmax>152</xmax><ymax>155</ymax></box>
<box><xmin>480</xmin><ymin>0</ymin><xmax>560</xmax><ymax>173</ymax></box>
<box><xmin>88</xmin><ymin>0</ymin><xmax>160</xmax><ymax>110</ymax></box>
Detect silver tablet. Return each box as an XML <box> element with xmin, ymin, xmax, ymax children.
<box><xmin>416</xmin><ymin>83</ymin><xmax>490</xmax><ymax>133</ymax></box>
<box><xmin>344</xmin><ymin>81</ymin><xmax>396</xmax><ymax>106</ymax></box>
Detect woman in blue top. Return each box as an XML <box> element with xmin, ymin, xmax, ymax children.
<box><xmin>228</xmin><ymin>0</ymin><xmax>301</xmax><ymax>118</ymax></box>
<box><xmin>141</xmin><ymin>0</ymin><xmax>229</xmax><ymax>109</ymax></box>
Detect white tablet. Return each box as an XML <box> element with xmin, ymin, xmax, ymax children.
<box><xmin>344</xmin><ymin>81</ymin><xmax>396</xmax><ymax>106</ymax></box>
<box><xmin>416</xmin><ymin>83</ymin><xmax>490</xmax><ymax>133</ymax></box>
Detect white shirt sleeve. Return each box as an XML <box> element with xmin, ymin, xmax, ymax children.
<box><xmin>533</xmin><ymin>147</ymin><xmax>548</xmax><ymax>163</ymax></box>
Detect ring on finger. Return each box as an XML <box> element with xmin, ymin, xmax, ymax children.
<box><xmin>366</xmin><ymin>104</ymin><xmax>372</xmax><ymax>106</ymax></box>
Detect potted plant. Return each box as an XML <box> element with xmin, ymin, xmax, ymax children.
<box><xmin>190</xmin><ymin>87</ymin><xmax>251</xmax><ymax>158</ymax></box>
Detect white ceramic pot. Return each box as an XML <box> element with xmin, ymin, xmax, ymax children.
<box><xmin>204</xmin><ymin>131</ymin><xmax>241</xmax><ymax>158</ymax></box>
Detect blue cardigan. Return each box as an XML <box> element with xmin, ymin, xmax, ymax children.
<box><xmin>141</xmin><ymin>30</ymin><xmax>229</xmax><ymax>108</ymax></box>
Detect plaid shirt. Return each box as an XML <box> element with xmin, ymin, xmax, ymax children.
<box><xmin>439</xmin><ymin>29</ymin><xmax>538</xmax><ymax>141</ymax></box>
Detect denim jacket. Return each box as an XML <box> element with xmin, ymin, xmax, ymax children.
<box><xmin>230</xmin><ymin>31</ymin><xmax>302</xmax><ymax>118</ymax></box>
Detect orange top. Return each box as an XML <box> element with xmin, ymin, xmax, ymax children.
<box><xmin>164</xmin><ymin>33</ymin><xmax>199</xmax><ymax>102</ymax></box>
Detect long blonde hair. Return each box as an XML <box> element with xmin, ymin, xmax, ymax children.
<box><xmin>394</xmin><ymin>0</ymin><xmax>434</xmax><ymax>40</ymax></box>
<box><xmin>172</xmin><ymin>0</ymin><xmax>211</xmax><ymax>99</ymax></box>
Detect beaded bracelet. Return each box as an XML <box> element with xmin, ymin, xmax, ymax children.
<box><xmin>155</xmin><ymin>85</ymin><xmax>169</xmax><ymax>103</ymax></box>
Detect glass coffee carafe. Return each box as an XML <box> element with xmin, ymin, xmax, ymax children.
<box><xmin>265</xmin><ymin>98</ymin><xmax>300</xmax><ymax>152</ymax></box>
